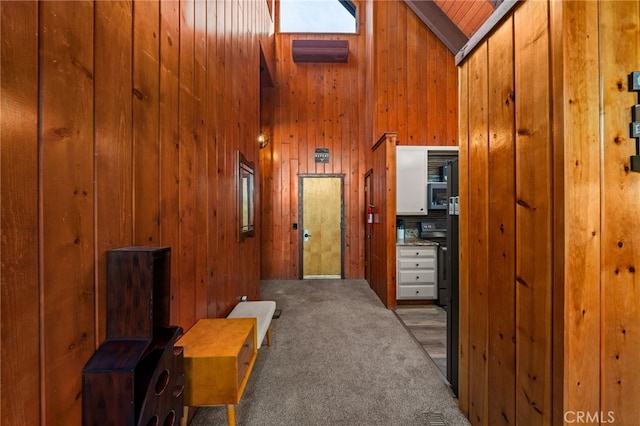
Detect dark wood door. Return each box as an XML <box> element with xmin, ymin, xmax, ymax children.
<box><xmin>364</xmin><ymin>170</ymin><xmax>373</xmax><ymax>285</ymax></box>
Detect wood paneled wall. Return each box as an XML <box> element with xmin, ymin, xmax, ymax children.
<box><xmin>360</xmin><ymin>0</ymin><xmax>459</xmax><ymax>306</ymax></box>
<box><xmin>599</xmin><ymin>2</ymin><xmax>640</xmax><ymax>423</ymax></box>
<box><xmin>370</xmin><ymin>133</ymin><xmax>398</xmax><ymax>308</ymax></box>
<box><xmin>0</xmin><ymin>1</ymin><xmax>271</xmax><ymax>423</ymax></box>
<box><xmin>458</xmin><ymin>0</ymin><xmax>640</xmax><ymax>424</ymax></box>
<box><xmin>260</xmin><ymin>0</ymin><xmax>459</xmax><ymax>281</ymax></box>
<box><xmin>260</xmin><ymin>2</ymin><xmax>368</xmax><ymax>279</ymax></box>
<box><xmin>369</xmin><ymin>0</ymin><xmax>458</xmax><ymax>147</ymax></box>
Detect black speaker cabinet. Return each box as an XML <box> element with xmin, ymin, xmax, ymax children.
<box><xmin>106</xmin><ymin>246</ymin><xmax>171</xmax><ymax>340</ymax></box>
<box><xmin>83</xmin><ymin>246</ymin><xmax>183</xmax><ymax>426</ymax></box>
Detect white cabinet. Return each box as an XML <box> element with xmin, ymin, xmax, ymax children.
<box><xmin>396</xmin><ymin>245</ymin><xmax>437</xmax><ymax>300</ymax></box>
<box><xmin>396</xmin><ymin>146</ymin><xmax>428</xmax><ymax>215</ymax></box>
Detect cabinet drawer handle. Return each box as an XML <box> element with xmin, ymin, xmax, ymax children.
<box><xmin>415</xmin><ymin>276</ymin><xmax>420</xmax><ymax>280</ymax></box>
<box><xmin>416</xmin><ymin>290</ymin><xmax>420</xmax><ymax>294</ymax></box>
<box><xmin>415</xmin><ymin>252</ymin><xmax>419</xmax><ymax>256</ymax></box>
<box><xmin>416</xmin><ymin>263</ymin><xmax>420</xmax><ymax>267</ymax></box>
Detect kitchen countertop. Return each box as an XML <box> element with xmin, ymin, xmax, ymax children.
<box><xmin>396</xmin><ymin>239</ymin><xmax>439</xmax><ymax>246</ymax></box>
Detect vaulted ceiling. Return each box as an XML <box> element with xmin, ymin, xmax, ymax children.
<box><xmin>404</xmin><ymin>0</ymin><xmax>501</xmax><ymax>53</ymax></box>
<box><xmin>434</xmin><ymin>0</ymin><xmax>500</xmax><ymax>37</ymax></box>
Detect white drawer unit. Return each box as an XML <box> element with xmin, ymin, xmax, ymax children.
<box><xmin>396</xmin><ymin>245</ymin><xmax>438</xmax><ymax>300</ymax></box>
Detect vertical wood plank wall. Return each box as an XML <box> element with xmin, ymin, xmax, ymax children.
<box><xmin>0</xmin><ymin>2</ymin><xmax>40</xmax><ymax>424</ymax></box>
<box><xmin>39</xmin><ymin>3</ymin><xmax>96</xmax><ymax>422</ymax></box>
<box><xmin>551</xmin><ymin>0</ymin><xmax>601</xmax><ymax>422</ymax></box>
<box><xmin>260</xmin><ymin>0</ymin><xmax>459</xmax><ymax>294</ymax></box>
<box><xmin>467</xmin><ymin>40</ymin><xmax>490</xmax><ymax>425</ymax></box>
<box><xmin>370</xmin><ymin>133</ymin><xmax>398</xmax><ymax>308</ymax></box>
<box><xmin>260</xmin><ymin>9</ymin><xmax>368</xmax><ymax>279</ymax></box>
<box><xmin>370</xmin><ymin>0</ymin><xmax>458</xmax><ymax>147</ymax></box>
<box><xmin>487</xmin><ymin>16</ymin><xmax>515</xmax><ymax>426</ymax></box>
<box><xmin>0</xmin><ymin>1</ymin><xmax>272</xmax><ymax>423</ymax></box>
<box><xmin>458</xmin><ymin>0</ymin><xmax>640</xmax><ymax>424</ymax></box>
<box><xmin>600</xmin><ymin>2</ymin><xmax>640</xmax><ymax>424</ymax></box>
<box><xmin>514</xmin><ymin>2</ymin><xmax>553</xmax><ymax>423</ymax></box>
<box><xmin>458</xmin><ymin>57</ymin><xmax>471</xmax><ymax>417</ymax></box>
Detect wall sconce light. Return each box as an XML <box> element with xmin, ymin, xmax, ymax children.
<box><xmin>258</xmin><ymin>132</ymin><xmax>270</xmax><ymax>149</ymax></box>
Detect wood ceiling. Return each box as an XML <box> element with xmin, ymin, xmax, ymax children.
<box><xmin>403</xmin><ymin>0</ymin><xmax>500</xmax><ymax>54</ymax></box>
<box><xmin>434</xmin><ymin>0</ymin><xmax>499</xmax><ymax>38</ymax></box>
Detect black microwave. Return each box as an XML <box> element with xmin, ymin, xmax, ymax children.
<box><xmin>427</xmin><ymin>182</ymin><xmax>448</xmax><ymax>210</ymax></box>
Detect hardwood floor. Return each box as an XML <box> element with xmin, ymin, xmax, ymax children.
<box><xmin>395</xmin><ymin>304</ymin><xmax>448</xmax><ymax>380</ymax></box>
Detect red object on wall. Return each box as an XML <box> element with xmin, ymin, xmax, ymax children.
<box><xmin>292</xmin><ymin>39</ymin><xmax>349</xmax><ymax>63</ymax></box>
<box><xmin>367</xmin><ymin>205</ymin><xmax>374</xmax><ymax>224</ymax></box>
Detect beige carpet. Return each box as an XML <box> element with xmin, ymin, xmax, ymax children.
<box><xmin>191</xmin><ymin>279</ymin><xmax>469</xmax><ymax>426</ymax></box>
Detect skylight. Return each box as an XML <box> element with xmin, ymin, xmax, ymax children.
<box><xmin>279</xmin><ymin>0</ymin><xmax>357</xmax><ymax>34</ymax></box>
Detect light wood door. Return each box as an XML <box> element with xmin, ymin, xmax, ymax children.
<box><xmin>300</xmin><ymin>176</ymin><xmax>343</xmax><ymax>278</ymax></box>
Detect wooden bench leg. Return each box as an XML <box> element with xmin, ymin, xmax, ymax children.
<box><xmin>227</xmin><ymin>404</ymin><xmax>236</xmax><ymax>426</ymax></box>
<box><xmin>181</xmin><ymin>406</ymin><xmax>189</xmax><ymax>426</ymax></box>
<box><xmin>266</xmin><ymin>325</ymin><xmax>272</xmax><ymax>346</ymax></box>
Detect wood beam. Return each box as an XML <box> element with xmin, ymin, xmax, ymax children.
<box><xmin>403</xmin><ymin>0</ymin><xmax>468</xmax><ymax>54</ymax></box>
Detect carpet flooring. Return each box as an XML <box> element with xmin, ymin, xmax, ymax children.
<box><xmin>394</xmin><ymin>305</ymin><xmax>448</xmax><ymax>379</ymax></box>
<box><xmin>190</xmin><ymin>279</ymin><xmax>469</xmax><ymax>426</ymax></box>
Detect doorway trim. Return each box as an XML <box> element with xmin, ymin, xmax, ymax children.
<box><xmin>364</xmin><ymin>169</ymin><xmax>373</xmax><ymax>285</ymax></box>
<box><xmin>298</xmin><ymin>174</ymin><xmax>346</xmax><ymax>279</ymax></box>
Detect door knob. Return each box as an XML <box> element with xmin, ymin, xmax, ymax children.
<box><xmin>303</xmin><ymin>229</ymin><xmax>311</xmax><ymax>242</ymax></box>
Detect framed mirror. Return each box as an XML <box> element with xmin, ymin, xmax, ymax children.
<box><xmin>237</xmin><ymin>151</ymin><xmax>255</xmax><ymax>241</ymax></box>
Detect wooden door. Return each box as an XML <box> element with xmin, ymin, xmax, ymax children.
<box><xmin>300</xmin><ymin>176</ymin><xmax>344</xmax><ymax>278</ymax></box>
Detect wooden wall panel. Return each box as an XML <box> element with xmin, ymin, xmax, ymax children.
<box><xmin>159</xmin><ymin>0</ymin><xmax>181</xmax><ymax>325</ymax></box>
<box><xmin>262</xmin><ymin>0</ymin><xmax>456</xmax><ymax>280</ymax></box>
<box><xmin>371</xmin><ymin>0</ymin><xmax>458</xmax><ymax>147</ymax></box>
<box><xmin>205</xmin><ymin>0</ymin><xmax>220</xmax><ymax>319</ymax></box>
<box><xmin>406</xmin><ymin>13</ymin><xmax>420</xmax><ymax>143</ymax></box>
<box><xmin>1</xmin><ymin>0</ymin><xmax>272</xmax><ymax>422</ymax></box>
<box><xmin>551</xmin><ymin>0</ymin><xmax>601</xmax><ymax>421</ymax></box>
<box><xmin>350</xmin><ymin>27</ymin><xmax>368</xmax><ymax>276</ymax></box>
<box><xmin>370</xmin><ymin>133</ymin><xmax>398</xmax><ymax>308</ymax></box>
<box><xmin>0</xmin><ymin>2</ymin><xmax>40</xmax><ymax>424</ymax></box>
<box><xmin>549</xmin><ymin>3</ymin><xmax>565</xmax><ymax>423</ymax></box>
<box><xmin>458</xmin><ymin>1</ymin><xmax>632</xmax><ymax>424</ymax></box>
<box><xmin>133</xmin><ymin>1</ymin><xmax>161</xmax><ymax>246</ymax></box>
<box><xmin>262</xmin><ymin>2</ymin><xmax>369</xmax><ymax>279</ymax></box>
<box><xmin>40</xmin><ymin>2</ymin><xmax>95</xmax><ymax>423</ymax></box>
<box><xmin>600</xmin><ymin>2</ymin><xmax>640</xmax><ymax>423</ymax></box>
<box><xmin>194</xmin><ymin>0</ymin><xmax>209</xmax><ymax>323</ymax></box>
<box><xmin>514</xmin><ymin>2</ymin><xmax>553</xmax><ymax>423</ymax></box>
<box><xmin>94</xmin><ymin>0</ymin><xmax>133</xmax><ymax>345</ymax></box>
<box><xmin>486</xmin><ymin>17</ymin><xmax>515</xmax><ymax>426</ymax></box>
<box><xmin>457</xmin><ymin>63</ymin><xmax>470</xmax><ymax>417</ymax></box>
<box><xmin>178</xmin><ymin>0</ymin><xmax>197</xmax><ymax>328</ymax></box>
<box><xmin>467</xmin><ymin>41</ymin><xmax>489</xmax><ymax>426</ymax></box>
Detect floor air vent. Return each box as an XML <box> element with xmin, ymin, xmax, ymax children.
<box><xmin>423</xmin><ymin>412</ymin><xmax>447</xmax><ymax>426</ymax></box>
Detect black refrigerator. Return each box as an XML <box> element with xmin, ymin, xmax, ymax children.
<box><xmin>445</xmin><ymin>159</ymin><xmax>459</xmax><ymax>396</ymax></box>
